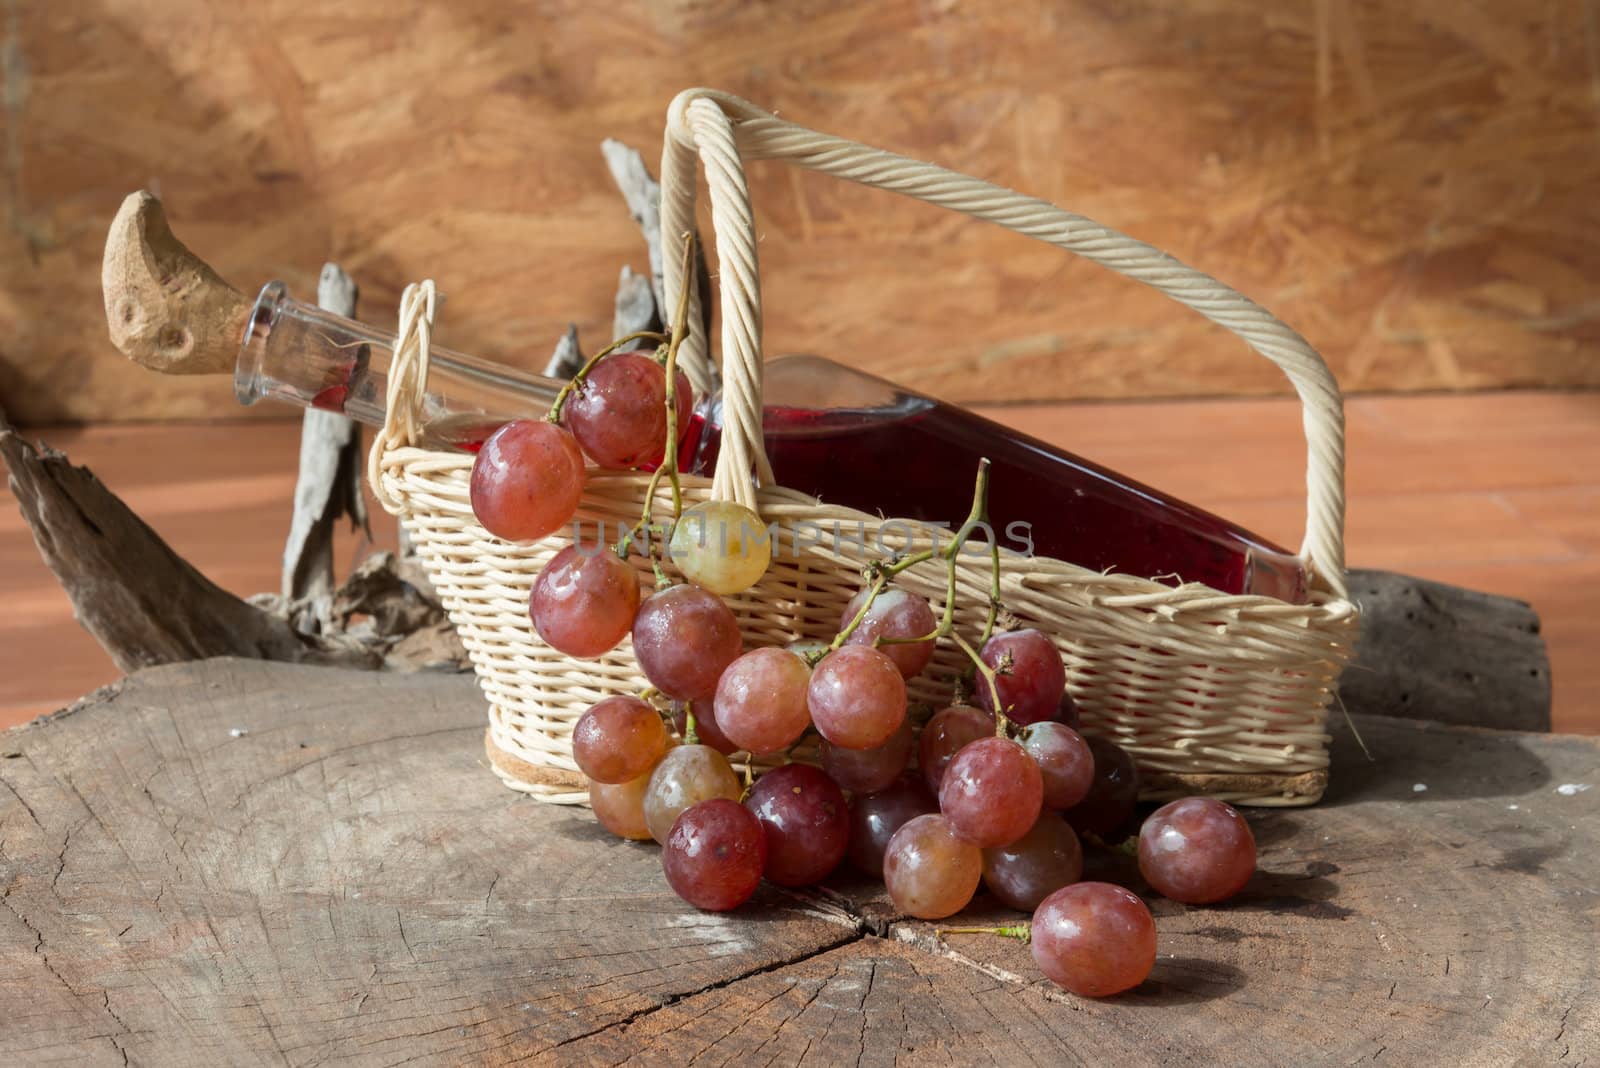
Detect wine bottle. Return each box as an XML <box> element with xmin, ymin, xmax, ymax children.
<box><xmin>239</xmin><ymin>281</ymin><xmax>1306</xmax><ymax>602</ymax></box>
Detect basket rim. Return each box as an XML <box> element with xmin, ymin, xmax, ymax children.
<box><xmin>377</xmin><ymin>444</ymin><xmax>1360</xmax><ymax>625</ymax></box>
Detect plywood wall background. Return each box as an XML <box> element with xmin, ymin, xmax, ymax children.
<box><xmin>2</xmin><ymin>0</ymin><xmax>1597</xmax><ymax>424</ymax></box>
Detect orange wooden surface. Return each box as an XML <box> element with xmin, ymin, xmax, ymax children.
<box><xmin>3</xmin><ymin>390</ymin><xmax>1596</xmax><ymax>732</ymax></box>
<box><xmin>4</xmin><ymin>0</ymin><xmax>1598</xmax><ymax>424</ymax></box>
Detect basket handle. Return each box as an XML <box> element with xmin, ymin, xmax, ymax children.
<box><xmin>660</xmin><ymin>89</ymin><xmax>1348</xmax><ymax>599</ymax></box>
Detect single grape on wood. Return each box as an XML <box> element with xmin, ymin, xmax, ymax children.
<box><xmin>1031</xmin><ymin>882</ymin><xmax>1157</xmax><ymax>997</ymax></box>
<box><xmin>1137</xmin><ymin>797</ymin><xmax>1257</xmax><ymax>904</ymax></box>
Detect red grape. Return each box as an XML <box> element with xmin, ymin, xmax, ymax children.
<box><xmin>981</xmin><ymin>813</ymin><xmax>1083</xmax><ymax>911</ymax></box>
<box><xmin>883</xmin><ymin>813</ymin><xmax>982</xmax><ymax>919</ymax></box>
<box><xmin>806</xmin><ymin>646</ymin><xmax>906</xmax><ymax>750</ymax></box>
<box><xmin>590</xmin><ymin>770</ymin><xmax>655</xmax><ymax>840</ymax></box>
<box><xmin>642</xmin><ymin>744</ymin><xmax>741</xmax><ymax>844</ymax></box>
<box><xmin>571</xmin><ymin>695</ymin><xmax>668</xmax><ymax>784</ymax></box>
<box><xmin>839</xmin><ymin>588</ymin><xmax>937</xmax><ymax>680</ymax></box>
<box><xmin>632</xmin><ymin>584</ymin><xmax>742</xmax><ymax>700</ymax></box>
<box><xmin>1031</xmin><ymin>882</ymin><xmax>1157</xmax><ymax>997</ymax></box>
<box><xmin>1137</xmin><ymin>797</ymin><xmax>1256</xmax><ymax>904</ymax></box>
<box><xmin>975</xmin><ymin>629</ymin><xmax>1066</xmax><ymax>726</ymax></box>
<box><xmin>529</xmin><ymin>543</ymin><xmax>640</xmax><ymax>657</ymax></box>
<box><xmin>1055</xmin><ymin>691</ymin><xmax>1081</xmax><ymax>729</ymax></box>
<box><xmin>1064</xmin><ymin>737</ymin><xmax>1142</xmax><ymax>843</ymax></box>
<box><xmin>713</xmin><ymin>647</ymin><xmax>812</xmax><ymax>755</ymax></box>
<box><xmin>846</xmin><ymin>774</ymin><xmax>938</xmax><ymax>878</ymax></box>
<box><xmin>469</xmin><ymin>419</ymin><xmax>586</xmax><ymax>541</ymax></box>
<box><xmin>744</xmin><ymin>764</ymin><xmax>849</xmax><ymax>887</ymax></box>
<box><xmin>662</xmin><ymin>799</ymin><xmax>766</xmax><ymax>911</ymax></box>
<box><xmin>821</xmin><ymin>716</ymin><xmax>914</xmax><ymax>795</ymax></box>
<box><xmin>1019</xmin><ymin>721</ymin><xmax>1094</xmax><ymax>811</ymax></box>
<box><xmin>671</xmin><ymin>699</ymin><xmax>738</xmax><ymax>756</ymax></box>
<box><xmin>938</xmin><ymin>736</ymin><xmax>1044</xmax><ymax>848</ymax></box>
<box><xmin>562</xmin><ymin>351</ymin><xmax>693</xmax><ymax>470</ymax></box>
<box><xmin>917</xmin><ymin>705</ymin><xmax>993</xmax><ymax>796</ymax></box>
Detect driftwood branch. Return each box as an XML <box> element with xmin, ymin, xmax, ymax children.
<box><xmin>332</xmin><ymin>552</ymin><xmax>468</xmax><ymax>672</ymax></box>
<box><xmin>600</xmin><ymin>139</ymin><xmax>669</xmax><ymax>320</ymax></box>
<box><xmin>601</xmin><ymin>138</ymin><xmax>714</xmax><ymax>377</ymax></box>
<box><xmin>280</xmin><ymin>264</ymin><xmax>369</xmax><ymax>634</ymax></box>
<box><xmin>613</xmin><ymin>265</ymin><xmax>659</xmax><ymax>339</ymax></box>
<box><xmin>543</xmin><ymin>323</ymin><xmax>583</xmax><ymax>379</ymax></box>
<box><xmin>0</xmin><ymin>427</ymin><xmax>377</xmax><ymax>671</ymax></box>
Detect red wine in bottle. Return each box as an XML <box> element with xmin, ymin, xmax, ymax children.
<box><xmin>686</xmin><ymin>358</ymin><xmax>1303</xmax><ymax>601</ymax></box>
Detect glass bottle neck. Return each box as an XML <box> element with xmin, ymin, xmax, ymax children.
<box><xmin>236</xmin><ymin>281</ymin><xmax>566</xmax><ymax>448</ymax></box>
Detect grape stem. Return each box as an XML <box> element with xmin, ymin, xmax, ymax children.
<box><xmin>545</xmin><ymin>329</ymin><xmax>671</xmax><ymax>424</ymax></box>
<box><xmin>829</xmin><ymin>549</ymin><xmax>936</xmax><ymax>651</ymax></box>
<box><xmin>869</xmin><ymin>459</ymin><xmax>1012</xmax><ymax>730</ymax></box>
<box><xmin>937</xmin><ymin>923</ymin><xmax>1032</xmax><ymax>944</ymax></box>
<box><xmin>681</xmin><ymin>697</ymin><xmax>700</xmax><ymax>747</ymax></box>
<box><xmin>614</xmin><ymin>232</ymin><xmax>697</xmax><ymax>562</ymax></box>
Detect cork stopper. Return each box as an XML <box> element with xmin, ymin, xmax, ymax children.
<box><xmin>101</xmin><ymin>191</ymin><xmax>249</xmax><ymax>376</ymax></box>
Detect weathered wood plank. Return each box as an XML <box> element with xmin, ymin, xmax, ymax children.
<box><xmin>0</xmin><ymin>661</ymin><xmax>858</xmax><ymax>1065</ymax></box>
<box><xmin>1</xmin><ymin>659</ymin><xmax>1595</xmax><ymax>1065</ymax></box>
<box><xmin>555</xmin><ymin>710</ymin><xmax>1600</xmax><ymax>1065</ymax></box>
<box><xmin>1343</xmin><ymin>567</ymin><xmax>1551</xmax><ymax>731</ymax></box>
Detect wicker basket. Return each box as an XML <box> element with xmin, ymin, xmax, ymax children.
<box><xmin>368</xmin><ymin>89</ymin><xmax>1360</xmax><ymax>808</ymax></box>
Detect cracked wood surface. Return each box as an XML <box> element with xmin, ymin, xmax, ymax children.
<box><xmin>1</xmin><ymin>659</ymin><xmax>1596</xmax><ymax>1066</ymax></box>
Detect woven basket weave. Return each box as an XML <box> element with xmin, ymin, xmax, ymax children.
<box><xmin>368</xmin><ymin>89</ymin><xmax>1360</xmax><ymax>808</ymax></box>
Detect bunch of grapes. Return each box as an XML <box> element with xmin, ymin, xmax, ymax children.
<box><xmin>572</xmin><ymin>573</ymin><xmax>1258</xmax><ymax>1000</ymax></box>
<box><xmin>571</xmin><ymin>578</ymin><xmax>943</xmax><ymax>910</ymax></box>
<box><xmin>469</xmin><ymin>272</ymin><xmax>1261</xmax><ymax>1000</ymax></box>
<box><xmin>469</xmin><ymin>236</ymin><xmax>774</xmax><ymax>675</ymax></box>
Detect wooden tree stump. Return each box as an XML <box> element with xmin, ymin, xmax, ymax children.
<box><xmin>0</xmin><ymin>660</ymin><xmax>1593</xmax><ymax>1065</ymax></box>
